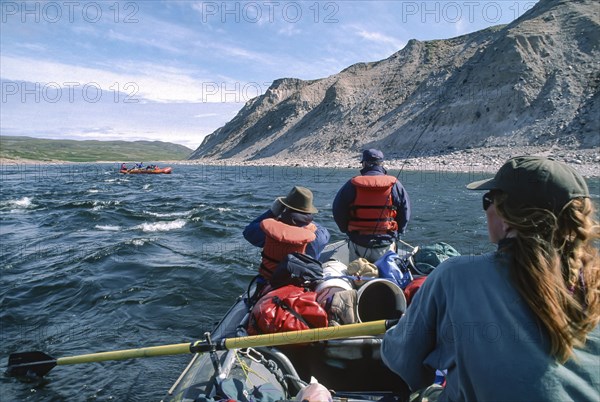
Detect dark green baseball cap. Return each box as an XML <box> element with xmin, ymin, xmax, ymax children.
<box><xmin>466</xmin><ymin>156</ymin><xmax>589</xmax><ymax>215</ymax></box>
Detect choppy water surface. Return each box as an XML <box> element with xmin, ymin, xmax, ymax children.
<box><xmin>1</xmin><ymin>163</ymin><xmax>597</xmax><ymax>401</ymax></box>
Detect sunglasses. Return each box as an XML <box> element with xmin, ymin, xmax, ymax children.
<box><xmin>482</xmin><ymin>192</ymin><xmax>494</xmax><ymax>211</ymax></box>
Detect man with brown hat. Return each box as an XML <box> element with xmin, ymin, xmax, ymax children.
<box><xmin>243</xmin><ymin>186</ymin><xmax>330</xmax><ymax>265</ymax></box>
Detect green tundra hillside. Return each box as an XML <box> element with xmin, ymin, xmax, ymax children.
<box><xmin>0</xmin><ymin>136</ymin><xmax>193</xmax><ymax>162</ymax></box>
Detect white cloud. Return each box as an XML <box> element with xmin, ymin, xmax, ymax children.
<box><xmin>1</xmin><ymin>84</ymin><xmax>245</xmax><ymax>149</ymax></box>
<box><xmin>194</xmin><ymin>113</ymin><xmax>219</xmax><ymax>118</ymax></box>
<box><xmin>201</xmin><ymin>40</ymin><xmax>280</xmax><ymax>66</ymax></box>
<box><xmin>0</xmin><ymin>55</ymin><xmax>260</xmax><ymax>103</ymax></box>
<box><xmin>278</xmin><ymin>24</ymin><xmax>302</xmax><ymax>36</ymax></box>
<box><xmin>356</xmin><ymin>29</ymin><xmax>405</xmax><ymax>50</ymax></box>
<box><xmin>106</xmin><ymin>30</ymin><xmax>185</xmax><ymax>54</ymax></box>
<box><xmin>19</xmin><ymin>43</ymin><xmax>47</xmax><ymax>52</ymax></box>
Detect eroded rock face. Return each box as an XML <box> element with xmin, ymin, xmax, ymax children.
<box><xmin>189</xmin><ymin>0</ymin><xmax>600</xmax><ymax>164</ymax></box>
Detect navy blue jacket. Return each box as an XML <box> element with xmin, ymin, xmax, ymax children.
<box><xmin>243</xmin><ymin>210</ymin><xmax>330</xmax><ymax>260</ymax></box>
<box><xmin>332</xmin><ymin>165</ymin><xmax>410</xmax><ymax>247</ymax></box>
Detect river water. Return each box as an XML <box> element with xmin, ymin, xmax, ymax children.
<box><xmin>1</xmin><ymin>162</ymin><xmax>597</xmax><ymax>401</ymax></box>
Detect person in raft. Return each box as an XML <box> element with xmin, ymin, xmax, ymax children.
<box><xmin>243</xmin><ymin>186</ymin><xmax>330</xmax><ymax>282</ymax></box>
<box><xmin>381</xmin><ymin>156</ymin><xmax>599</xmax><ymax>402</ymax></box>
<box><xmin>332</xmin><ymin>149</ymin><xmax>410</xmax><ymax>263</ymax></box>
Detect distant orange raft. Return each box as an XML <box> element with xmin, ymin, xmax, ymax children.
<box><xmin>120</xmin><ymin>167</ymin><xmax>172</xmax><ymax>174</ymax></box>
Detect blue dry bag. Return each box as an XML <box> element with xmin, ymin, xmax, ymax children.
<box><xmin>375</xmin><ymin>250</ymin><xmax>413</xmax><ymax>289</ymax></box>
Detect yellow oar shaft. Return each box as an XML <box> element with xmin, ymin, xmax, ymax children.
<box><xmin>57</xmin><ymin>342</ymin><xmax>191</xmax><ymax>366</ymax></box>
<box><xmin>219</xmin><ymin>319</ymin><xmax>388</xmax><ymax>350</ymax></box>
<box><xmin>55</xmin><ymin>320</ymin><xmax>392</xmax><ymax>366</ymax></box>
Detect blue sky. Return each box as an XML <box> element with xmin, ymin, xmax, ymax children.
<box><xmin>1</xmin><ymin>0</ymin><xmax>539</xmax><ymax>150</ymax></box>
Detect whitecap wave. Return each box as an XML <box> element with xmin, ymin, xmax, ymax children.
<box><xmin>144</xmin><ymin>210</ymin><xmax>190</xmax><ymax>218</ymax></box>
<box><xmin>135</xmin><ymin>219</ymin><xmax>187</xmax><ymax>232</ymax></box>
<box><xmin>6</xmin><ymin>197</ymin><xmax>33</xmax><ymax>208</ymax></box>
<box><xmin>92</xmin><ymin>201</ymin><xmax>107</xmax><ymax>211</ymax></box>
<box><xmin>124</xmin><ymin>238</ymin><xmax>149</xmax><ymax>246</ymax></box>
<box><xmin>95</xmin><ymin>225</ymin><xmax>121</xmax><ymax>231</ymax></box>
<box><xmin>91</xmin><ymin>200</ymin><xmax>121</xmax><ymax>211</ymax></box>
<box><xmin>92</xmin><ymin>200</ymin><xmax>120</xmax><ymax>207</ymax></box>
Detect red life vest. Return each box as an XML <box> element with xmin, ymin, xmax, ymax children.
<box><xmin>348</xmin><ymin>175</ymin><xmax>398</xmax><ymax>234</ymax></box>
<box><xmin>259</xmin><ymin>218</ymin><xmax>317</xmax><ymax>281</ymax></box>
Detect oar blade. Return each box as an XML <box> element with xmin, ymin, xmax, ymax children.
<box><xmin>7</xmin><ymin>351</ymin><xmax>57</xmax><ymax>378</ymax></box>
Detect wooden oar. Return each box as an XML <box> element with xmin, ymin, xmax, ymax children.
<box><xmin>7</xmin><ymin>319</ymin><xmax>398</xmax><ymax>378</ymax></box>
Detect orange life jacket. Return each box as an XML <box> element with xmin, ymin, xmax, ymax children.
<box><xmin>259</xmin><ymin>218</ymin><xmax>317</xmax><ymax>280</ymax></box>
<box><xmin>348</xmin><ymin>175</ymin><xmax>398</xmax><ymax>235</ymax></box>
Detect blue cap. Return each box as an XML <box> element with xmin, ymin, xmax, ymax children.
<box><xmin>361</xmin><ymin>149</ymin><xmax>384</xmax><ymax>163</ymax></box>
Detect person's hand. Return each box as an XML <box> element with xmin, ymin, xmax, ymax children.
<box><xmin>270</xmin><ymin>198</ymin><xmax>284</xmax><ymax>216</ymax></box>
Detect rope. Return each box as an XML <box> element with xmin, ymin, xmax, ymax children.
<box><xmin>233</xmin><ymin>348</ymin><xmax>307</xmax><ymax>396</ymax></box>
<box><xmin>234</xmin><ymin>350</ymin><xmax>272</xmax><ymax>386</ymax></box>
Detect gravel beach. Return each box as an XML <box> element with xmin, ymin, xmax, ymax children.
<box><xmin>185</xmin><ymin>146</ymin><xmax>600</xmax><ymax>178</ymax></box>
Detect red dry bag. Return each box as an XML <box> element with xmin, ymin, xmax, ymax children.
<box><xmin>248</xmin><ymin>285</ymin><xmax>328</xmax><ymax>335</ymax></box>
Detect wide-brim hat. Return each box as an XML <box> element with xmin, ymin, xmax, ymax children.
<box><xmin>466</xmin><ymin>156</ymin><xmax>589</xmax><ymax>215</ymax></box>
<box><xmin>278</xmin><ymin>186</ymin><xmax>318</xmax><ymax>214</ymax></box>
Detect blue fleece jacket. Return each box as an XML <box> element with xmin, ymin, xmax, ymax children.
<box><xmin>381</xmin><ymin>250</ymin><xmax>600</xmax><ymax>401</ymax></box>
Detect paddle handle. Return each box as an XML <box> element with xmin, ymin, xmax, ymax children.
<box><xmin>57</xmin><ymin>342</ymin><xmax>192</xmax><ymax>366</ymax></box>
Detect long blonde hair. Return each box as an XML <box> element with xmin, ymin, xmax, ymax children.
<box><xmin>495</xmin><ymin>195</ymin><xmax>600</xmax><ymax>363</ymax></box>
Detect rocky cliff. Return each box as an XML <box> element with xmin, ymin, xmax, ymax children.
<box><xmin>189</xmin><ymin>0</ymin><xmax>599</xmax><ymax>162</ymax></box>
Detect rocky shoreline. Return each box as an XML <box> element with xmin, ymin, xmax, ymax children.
<box><xmin>186</xmin><ymin>146</ymin><xmax>600</xmax><ymax>178</ymax></box>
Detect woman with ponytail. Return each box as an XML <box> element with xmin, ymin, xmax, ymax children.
<box><xmin>382</xmin><ymin>156</ymin><xmax>599</xmax><ymax>401</ymax></box>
